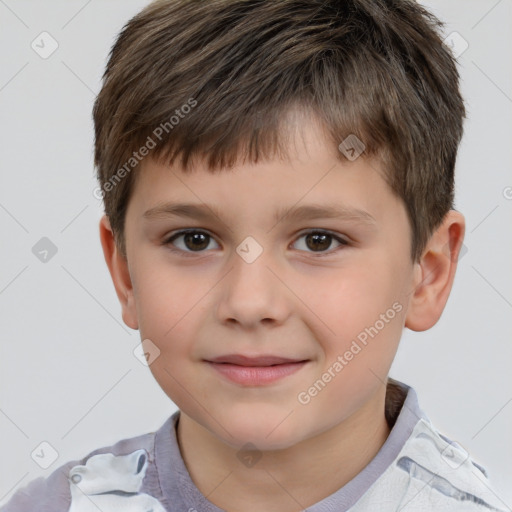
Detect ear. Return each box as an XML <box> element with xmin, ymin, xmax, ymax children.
<box><xmin>99</xmin><ymin>215</ymin><xmax>139</xmax><ymax>330</ymax></box>
<box><xmin>405</xmin><ymin>210</ymin><xmax>466</xmax><ymax>331</ymax></box>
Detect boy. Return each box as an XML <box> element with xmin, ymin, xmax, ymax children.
<box><xmin>1</xmin><ymin>0</ymin><xmax>506</xmax><ymax>511</ymax></box>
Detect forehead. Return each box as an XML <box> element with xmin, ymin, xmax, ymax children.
<box><xmin>127</xmin><ymin>117</ymin><xmax>400</xmax><ymax>230</ymax></box>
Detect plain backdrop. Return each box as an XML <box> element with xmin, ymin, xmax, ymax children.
<box><xmin>1</xmin><ymin>0</ymin><xmax>511</xmax><ymax>508</ymax></box>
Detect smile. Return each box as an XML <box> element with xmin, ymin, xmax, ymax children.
<box><xmin>204</xmin><ymin>355</ymin><xmax>309</xmax><ymax>386</ymax></box>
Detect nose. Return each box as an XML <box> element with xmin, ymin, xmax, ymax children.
<box><xmin>215</xmin><ymin>244</ymin><xmax>291</xmax><ymax>328</ymax></box>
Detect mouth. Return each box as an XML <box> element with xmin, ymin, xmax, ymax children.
<box><xmin>204</xmin><ymin>354</ymin><xmax>310</xmax><ymax>386</ymax></box>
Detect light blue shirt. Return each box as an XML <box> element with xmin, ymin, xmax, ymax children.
<box><xmin>1</xmin><ymin>380</ymin><xmax>505</xmax><ymax>511</ymax></box>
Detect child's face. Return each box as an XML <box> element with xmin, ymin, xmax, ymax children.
<box><xmin>117</xmin><ymin>119</ymin><xmax>419</xmax><ymax>450</ymax></box>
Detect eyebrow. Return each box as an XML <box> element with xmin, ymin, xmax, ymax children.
<box><xmin>143</xmin><ymin>201</ymin><xmax>377</xmax><ymax>227</ymax></box>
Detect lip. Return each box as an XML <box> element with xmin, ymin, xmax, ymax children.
<box><xmin>205</xmin><ymin>354</ymin><xmax>309</xmax><ymax>386</ymax></box>
<box><xmin>208</xmin><ymin>354</ymin><xmax>306</xmax><ymax>366</ymax></box>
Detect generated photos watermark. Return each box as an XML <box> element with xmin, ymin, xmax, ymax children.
<box><xmin>93</xmin><ymin>97</ymin><xmax>197</xmax><ymax>200</ymax></box>
<box><xmin>297</xmin><ymin>301</ymin><xmax>403</xmax><ymax>405</ymax></box>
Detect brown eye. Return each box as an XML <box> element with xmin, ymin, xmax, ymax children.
<box><xmin>182</xmin><ymin>232</ymin><xmax>210</xmax><ymax>251</ymax></box>
<box><xmin>293</xmin><ymin>230</ymin><xmax>348</xmax><ymax>256</ymax></box>
<box><xmin>305</xmin><ymin>232</ymin><xmax>331</xmax><ymax>251</ymax></box>
<box><xmin>164</xmin><ymin>228</ymin><xmax>348</xmax><ymax>257</ymax></box>
<box><xmin>164</xmin><ymin>230</ymin><xmax>219</xmax><ymax>253</ymax></box>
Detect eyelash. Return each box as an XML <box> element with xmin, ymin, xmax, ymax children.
<box><xmin>162</xmin><ymin>229</ymin><xmax>349</xmax><ymax>258</ymax></box>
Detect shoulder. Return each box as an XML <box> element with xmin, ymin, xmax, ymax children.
<box><xmin>0</xmin><ymin>430</ymin><xmax>157</xmax><ymax>512</ymax></box>
<box><xmin>354</xmin><ymin>418</ymin><xmax>507</xmax><ymax>511</ymax></box>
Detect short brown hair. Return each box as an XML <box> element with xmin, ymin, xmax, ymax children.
<box><xmin>93</xmin><ymin>0</ymin><xmax>465</xmax><ymax>262</ymax></box>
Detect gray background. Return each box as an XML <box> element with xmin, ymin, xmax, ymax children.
<box><xmin>1</xmin><ymin>0</ymin><xmax>511</xmax><ymax>507</ymax></box>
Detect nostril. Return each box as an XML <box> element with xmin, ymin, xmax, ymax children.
<box><xmin>136</xmin><ymin>453</ymin><xmax>146</xmax><ymax>474</ymax></box>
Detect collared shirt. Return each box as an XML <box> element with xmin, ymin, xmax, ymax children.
<box><xmin>0</xmin><ymin>380</ymin><xmax>505</xmax><ymax>511</ymax></box>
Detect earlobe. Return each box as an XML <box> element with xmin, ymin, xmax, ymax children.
<box><xmin>405</xmin><ymin>210</ymin><xmax>466</xmax><ymax>332</ymax></box>
<box><xmin>99</xmin><ymin>215</ymin><xmax>139</xmax><ymax>330</ymax></box>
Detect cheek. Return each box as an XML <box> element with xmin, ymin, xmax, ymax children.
<box><xmin>313</xmin><ymin>264</ymin><xmax>402</xmax><ymax>331</ymax></box>
<box><xmin>132</xmin><ymin>264</ymin><xmax>202</xmax><ymax>354</ymax></box>
<box><xmin>309</xmin><ymin>265</ymin><xmax>405</xmax><ymax>375</ymax></box>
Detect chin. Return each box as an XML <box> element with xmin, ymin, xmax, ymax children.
<box><xmin>222</xmin><ymin>429</ymin><xmax>301</xmax><ymax>452</ymax></box>
<box><xmin>210</xmin><ymin>407</ymin><xmax>309</xmax><ymax>451</ymax></box>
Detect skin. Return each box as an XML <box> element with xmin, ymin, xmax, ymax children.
<box><xmin>99</xmin><ymin>114</ymin><xmax>465</xmax><ymax>512</ymax></box>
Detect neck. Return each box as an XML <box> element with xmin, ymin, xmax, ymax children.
<box><xmin>176</xmin><ymin>385</ymin><xmax>392</xmax><ymax>512</ymax></box>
